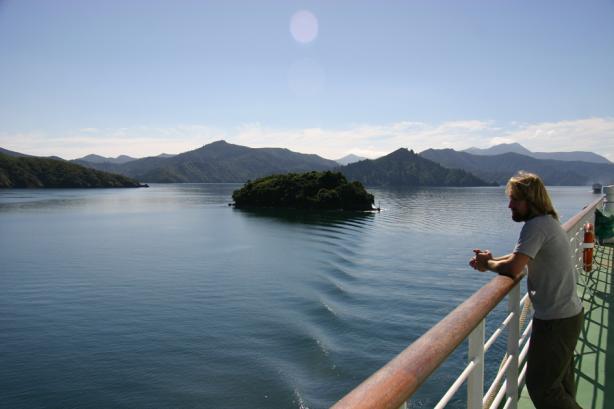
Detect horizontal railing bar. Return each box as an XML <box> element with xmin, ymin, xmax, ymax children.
<box><xmin>484</xmin><ymin>311</ymin><xmax>515</xmax><ymax>352</ymax></box>
<box><xmin>439</xmin><ymin>282</ymin><xmax>523</xmax><ymax>409</ymax></box>
<box><xmin>331</xmin><ymin>273</ymin><xmax>524</xmax><ymax>409</ymax></box>
<box><xmin>484</xmin><ymin>281</ymin><xmax>527</xmax><ymax>352</ymax></box>
<box><xmin>485</xmin><ymin>317</ymin><xmax>533</xmax><ymax>409</ymax></box>
<box><xmin>518</xmin><ymin>321</ymin><xmax>532</xmax><ymax>348</ymax></box>
<box><xmin>519</xmin><ymin>334</ymin><xmax>530</xmax><ymax>364</ymax></box>
<box><xmin>440</xmin><ymin>283</ymin><xmax>525</xmax><ymax>408</ymax></box>
<box><xmin>488</xmin><ymin>376</ymin><xmax>508</xmax><ymax>409</ymax></box>
<box><xmin>489</xmin><ymin>358</ymin><xmax>530</xmax><ymax>409</ymax></box>
<box><xmin>433</xmin><ymin>359</ymin><xmax>479</xmax><ymax>409</ymax></box>
<box><xmin>518</xmin><ymin>361</ymin><xmax>528</xmax><ymax>391</ymax></box>
<box><xmin>561</xmin><ymin>196</ymin><xmax>603</xmax><ymax>232</ymax></box>
<box><xmin>485</xmin><ymin>282</ymin><xmax>528</xmax><ymax>353</ymax></box>
<box><xmin>483</xmin><ymin>355</ymin><xmax>513</xmax><ymax>406</ymax></box>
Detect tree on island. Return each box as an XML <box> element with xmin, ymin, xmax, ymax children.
<box><xmin>232</xmin><ymin>171</ymin><xmax>375</xmax><ymax>211</ymax></box>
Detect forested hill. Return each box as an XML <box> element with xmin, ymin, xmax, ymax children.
<box><xmin>339</xmin><ymin>148</ymin><xmax>492</xmax><ymax>187</ymax></box>
<box><xmin>420</xmin><ymin>148</ymin><xmax>614</xmax><ymax>186</ymax></box>
<box><xmin>232</xmin><ymin>171</ymin><xmax>375</xmax><ymax>210</ymax></box>
<box><xmin>74</xmin><ymin>140</ymin><xmax>339</xmax><ymax>183</ymax></box>
<box><xmin>0</xmin><ymin>153</ymin><xmax>145</xmax><ymax>188</ymax></box>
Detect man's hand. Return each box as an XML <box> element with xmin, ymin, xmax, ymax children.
<box><xmin>470</xmin><ymin>249</ymin><xmax>491</xmax><ymax>272</ymax></box>
<box><xmin>476</xmin><ymin>250</ymin><xmax>493</xmax><ymax>271</ymax></box>
<box><xmin>470</xmin><ymin>249</ymin><xmax>529</xmax><ymax>278</ymax></box>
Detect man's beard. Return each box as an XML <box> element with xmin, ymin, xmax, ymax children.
<box><xmin>512</xmin><ymin>211</ymin><xmax>530</xmax><ymax>222</ymax></box>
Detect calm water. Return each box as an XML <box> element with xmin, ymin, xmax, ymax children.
<box><xmin>0</xmin><ymin>185</ymin><xmax>597</xmax><ymax>409</ymax></box>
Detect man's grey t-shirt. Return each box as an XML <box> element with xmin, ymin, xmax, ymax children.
<box><xmin>513</xmin><ymin>214</ymin><xmax>583</xmax><ymax>320</ymax></box>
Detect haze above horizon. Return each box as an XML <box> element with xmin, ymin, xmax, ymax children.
<box><xmin>1</xmin><ymin>0</ymin><xmax>613</xmax><ymax>160</ymax></box>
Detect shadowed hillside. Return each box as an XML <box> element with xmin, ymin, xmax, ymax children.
<box><xmin>0</xmin><ymin>153</ymin><xmax>145</xmax><ymax>188</ymax></box>
<box><xmin>74</xmin><ymin>140</ymin><xmax>338</xmax><ymax>183</ymax></box>
<box><xmin>420</xmin><ymin>149</ymin><xmax>614</xmax><ymax>185</ymax></box>
<box><xmin>339</xmin><ymin>148</ymin><xmax>492</xmax><ymax>187</ymax></box>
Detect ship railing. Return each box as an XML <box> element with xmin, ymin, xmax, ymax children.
<box><xmin>331</xmin><ymin>195</ymin><xmax>604</xmax><ymax>409</ymax></box>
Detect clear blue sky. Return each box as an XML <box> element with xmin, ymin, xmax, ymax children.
<box><xmin>1</xmin><ymin>0</ymin><xmax>613</xmax><ymax>159</ymax></box>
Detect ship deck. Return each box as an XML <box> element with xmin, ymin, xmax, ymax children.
<box><xmin>519</xmin><ymin>243</ymin><xmax>614</xmax><ymax>409</ymax></box>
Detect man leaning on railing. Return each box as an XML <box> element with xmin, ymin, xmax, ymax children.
<box><xmin>469</xmin><ymin>171</ymin><xmax>584</xmax><ymax>409</ymax></box>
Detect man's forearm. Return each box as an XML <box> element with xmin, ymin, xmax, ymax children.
<box><xmin>484</xmin><ymin>252</ymin><xmax>528</xmax><ymax>279</ymax></box>
<box><xmin>486</xmin><ymin>259</ymin><xmax>517</xmax><ymax>277</ymax></box>
<box><xmin>492</xmin><ymin>253</ymin><xmax>513</xmax><ymax>262</ymax></box>
<box><xmin>473</xmin><ymin>251</ymin><xmax>527</xmax><ymax>278</ymax></box>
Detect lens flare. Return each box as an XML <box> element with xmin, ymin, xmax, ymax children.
<box><xmin>290</xmin><ymin>10</ymin><xmax>318</xmax><ymax>44</ymax></box>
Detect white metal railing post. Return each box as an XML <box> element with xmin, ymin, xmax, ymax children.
<box><xmin>467</xmin><ymin>319</ymin><xmax>485</xmax><ymax>409</ymax></box>
<box><xmin>506</xmin><ymin>283</ymin><xmax>520</xmax><ymax>408</ymax></box>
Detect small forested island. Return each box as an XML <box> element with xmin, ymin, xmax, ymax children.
<box><xmin>0</xmin><ymin>153</ymin><xmax>146</xmax><ymax>188</ymax></box>
<box><xmin>232</xmin><ymin>171</ymin><xmax>375</xmax><ymax>211</ymax></box>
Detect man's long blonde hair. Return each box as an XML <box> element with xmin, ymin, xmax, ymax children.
<box><xmin>505</xmin><ymin>171</ymin><xmax>559</xmax><ymax>220</ymax></box>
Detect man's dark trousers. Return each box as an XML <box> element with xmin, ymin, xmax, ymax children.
<box><xmin>526</xmin><ymin>310</ymin><xmax>584</xmax><ymax>409</ymax></box>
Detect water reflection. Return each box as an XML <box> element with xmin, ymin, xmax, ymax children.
<box><xmin>233</xmin><ymin>206</ymin><xmax>376</xmax><ymax>227</ymax></box>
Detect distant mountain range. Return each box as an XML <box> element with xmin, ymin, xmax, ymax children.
<box><xmin>73</xmin><ymin>141</ymin><xmax>493</xmax><ymax>186</ymax></box>
<box><xmin>334</xmin><ymin>154</ymin><xmax>367</xmax><ymax>166</ymax></box>
<box><xmin>420</xmin><ymin>148</ymin><xmax>614</xmax><ymax>186</ymax></box>
<box><xmin>73</xmin><ymin>140</ymin><xmax>339</xmax><ymax>183</ymax></box>
<box><xmin>0</xmin><ymin>152</ymin><xmax>144</xmax><ymax>188</ymax></box>
<box><xmin>3</xmin><ymin>141</ymin><xmax>613</xmax><ymax>187</ymax></box>
<box><xmin>77</xmin><ymin>154</ymin><xmax>138</xmax><ymax>164</ymax></box>
<box><xmin>340</xmin><ymin>148</ymin><xmax>492</xmax><ymax>187</ymax></box>
<box><xmin>75</xmin><ymin>152</ymin><xmax>175</xmax><ymax>164</ymax></box>
<box><xmin>464</xmin><ymin>143</ymin><xmax>611</xmax><ymax>164</ymax></box>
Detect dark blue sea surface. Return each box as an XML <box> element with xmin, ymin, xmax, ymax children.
<box><xmin>0</xmin><ymin>185</ymin><xmax>597</xmax><ymax>409</ymax></box>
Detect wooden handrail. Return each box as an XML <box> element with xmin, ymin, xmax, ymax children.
<box><xmin>561</xmin><ymin>196</ymin><xmax>603</xmax><ymax>232</ymax></box>
<box><xmin>331</xmin><ymin>273</ymin><xmax>524</xmax><ymax>409</ymax></box>
<box><xmin>332</xmin><ymin>194</ymin><xmax>605</xmax><ymax>409</ymax></box>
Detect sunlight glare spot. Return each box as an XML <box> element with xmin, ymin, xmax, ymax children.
<box><xmin>290</xmin><ymin>10</ymin><xmax>318</xmax><ymax>44</ymax></box>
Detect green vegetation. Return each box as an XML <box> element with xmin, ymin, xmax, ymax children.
<box><xmin>0</xmin><ymin>153</ymin><xmax>145</xmax><ymax>188</ymax></box>
<box><xmin>232</xmin><ymin>171</ymin><xmax>375</xmax><ymax>211</ymax></box>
